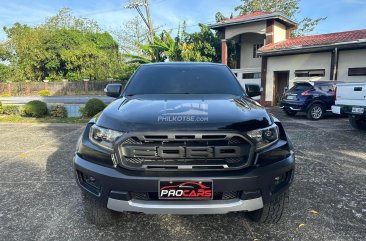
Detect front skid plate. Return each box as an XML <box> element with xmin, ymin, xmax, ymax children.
<box><xmin>107</xmin><ymin>197</ymin><xmax>263</xmax><ymax>214</ymax></box>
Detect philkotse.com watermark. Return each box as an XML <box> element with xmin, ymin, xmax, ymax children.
<box><xmin>158</xmin><ymin>103</ymin><xmax>209</xmax><ymax>122</ymax></box>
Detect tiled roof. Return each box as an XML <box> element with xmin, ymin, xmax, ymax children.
<box><xmin>260</xmin><ymin>29</ymin><xmax>366</xmax><ymax>52</ymax></box>
<box><xmin>208</xmin><ymin>11</ymin><xmax>297</xmax><ymax>30</ymax></box>
<box><xmin>223</xmin><ymin>12</ymin><xmax>273</xmax><ymax>22</ymax></box>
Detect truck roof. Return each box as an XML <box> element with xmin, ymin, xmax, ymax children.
<box><xmin>142</xmin><ymin>62</ymin><xmax>225</xmax><ymax>67</ymax></box>
<box><xmin>335</xmin><ymin>82</ymin><xmax>366</xmax><ymax>86</ymax></box>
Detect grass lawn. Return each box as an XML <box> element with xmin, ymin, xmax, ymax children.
<box><xmin>0</xmin><ymin>115</ymin><xmax>89</xmax><ymax>124</ymax></box>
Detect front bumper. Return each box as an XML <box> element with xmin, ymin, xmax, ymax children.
<box><xmin>74</xmin><ymin>149</ymin><xmax>295</xmax><ymax>214</ymax></box>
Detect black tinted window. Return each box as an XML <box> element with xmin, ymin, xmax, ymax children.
<box><xmin>290</xmin><ymin>83</ymin><xmax>313</xmax><ymax>91</ymax></box>
<box><xmin>295</xmin><ymin>69</ymin><xmax>325</xmax><ymax>77</ymax></box>
<box><xmin>124</xmin><ymin>64</ymin><xmax>243</xmax><ymax>95</ymax></box>
<box><xmin>348</xmin><ymin>67</ymin><xmax>366</xmax><ymax>76</ymax></box>
<box><xmin>316</xmin><ymin>84</ymin><xmax>334</xmax><ymax>92</ymax></box>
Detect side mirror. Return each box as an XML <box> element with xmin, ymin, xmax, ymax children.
<box><xmin>104</xmin><ymin>84</ymin><xmax>122</xmax><ymax>98</ymax></box>
<box><xmin>245</xmin><ymin>84</ymin><xmax>261</xmax><ymax>98</ymax></box>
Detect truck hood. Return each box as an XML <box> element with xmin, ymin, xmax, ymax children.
<box><xmin>95</xmin><ymin>94</ymin><xmax>273</xmax><ymax>132</ymax></box>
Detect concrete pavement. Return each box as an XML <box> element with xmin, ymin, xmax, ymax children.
<box><xmin>0</xmin><ymin>108</ymin><xmax>365</xmax><ymax>241</ymax></box>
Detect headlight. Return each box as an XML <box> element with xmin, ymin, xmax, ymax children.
<box><xmin>247</xmin><ymin>124</ymin><xmax>279</xmax><ymax>151</ymax></box>
<box><xmin>89</xmin><ymin>124</ymin><xmax>124</xmax><ymax>150</ymax></box>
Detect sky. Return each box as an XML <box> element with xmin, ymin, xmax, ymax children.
<box><xmin>1</xmin><ymin>0</ymin><xmax>366</xmax><ymax>41</ymax></box>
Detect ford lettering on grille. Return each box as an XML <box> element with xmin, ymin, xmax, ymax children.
<box><xmin>116</xmin><ymin>133</ymin><xmax>254</xmax><ymax>171</ymax></box>
<box><xmin>125</xmin><ymin>146</ymin><xmax>243</xmax><ymax>158</ymax></box>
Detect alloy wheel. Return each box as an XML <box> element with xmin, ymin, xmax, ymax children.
<box><xmin>311</xmin><ymin>106</ymin><xmax>323</xmax><ymax>119</ymax></box>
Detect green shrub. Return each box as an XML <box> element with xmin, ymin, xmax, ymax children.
<box><xmin>50</xmin><ymin>105</ymin><xmax>67</xmax><ymax>118</ymax></box>
<box><xmin>0</xmin><ymin>105</ymin><xmax>20</xmax><ymax>115</ymax></box>
<box><xmin>21</xmin><ymin>100</ymin><xmax>48</xmax><ymax>117</ymax></box>
<box><xmin>38</xmin><ymin>90</ymin><xmax>51</xmax><ymax>96</ymax></box>
<box><xmin>82</xmin><ymin>98</ymin><xmax>106</xmax><ymax>117</ymax></box>
<box><xmin>65</xmin><ymin>72</ymin><xmax>80</xmax><ymax>81</ymax></box>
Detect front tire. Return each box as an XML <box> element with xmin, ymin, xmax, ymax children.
<box><xmin>349</xmin><ymin>116</ymin><xmax>366</xmax><ymax>131</ymax></box>
<box><xmin>307</xmin><ymin>104</ymin><xmax>324</xmax><ymax>120</ymax></box>
<box><xmin>82</xmin><ymin>193</ymin><xmax>119</xmax><ymax>225</ymax></box>
<box><xmin>247</xmin><ymin>191</ymin><xmax>289</xmax><ymax>224</ymax></box>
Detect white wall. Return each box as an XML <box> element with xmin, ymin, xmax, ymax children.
<box><xmin>273</xmin><ymin>21</ymin><xmax>287</xmax><ymax>43</ymax></box>
<box><xmin>240</xmin><ymin>33</ymin><xmax>265</xmax><ymax>69</ymax></box>
<box><xmin>265</xmin><ymin>52</ymin><xmax>332</xmax><ymax>101</ymax></box>
<box><xmin>338</xmin><ymin>49</ymin><xmax>366</xmax><ymax>82</ymax></box>
<box><xmin>225</xmin><ymin>21</ymin><xmax>266</xmax><ymax>39</ymax></box>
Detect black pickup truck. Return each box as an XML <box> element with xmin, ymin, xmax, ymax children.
<box><xmin>74</xmin><ymin>62</ymin><xmax>295</xmax><ymax>225</ymax></box>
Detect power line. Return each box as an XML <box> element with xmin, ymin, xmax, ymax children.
<box><xmin>154</xmin><ymin>19</ymin><xmax>216</xmax><ymax>34</ymax></box>
<box><xmin>135</xmin><ymin>6</ymin><xmax>150</xmax><ymax>29</ymax></box>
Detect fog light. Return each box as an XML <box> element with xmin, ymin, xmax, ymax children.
<box><xmin>274</xmin><ymin>175</ymin><xmax>284</xmax><ymax>185</ymax></box>
<box><xmin>84</xmin><ymin>174</ymin><xmax>101</xmax><ymax>190</ymax></box>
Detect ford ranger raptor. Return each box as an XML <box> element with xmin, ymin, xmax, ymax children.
<box><xmin>74</xmin><ymin>62</ymin><xmax>295</xmax><ymax>225</ymax></box>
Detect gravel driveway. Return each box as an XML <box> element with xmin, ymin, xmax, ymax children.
<box><xmin>0</xmin><ymin>108</ymin><xmax>365</xmax><ymax>241</ymax></box>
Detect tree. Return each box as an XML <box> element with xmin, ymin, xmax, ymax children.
<box><xmin>125</xmin><ymin>0</ymin><xmax>155</xmax><ymax>43</ymax></box>
<box><xmin>0</xmin><ymin>63</ymin><xmax>10</xmax><ymax>82</ymax></box>
<box><xmin>234</xmin><ymin>0</ymin><xmax>326</xmax><ymax>36</ymax></box>
<box><xmin>127</xmin><ymin>23</ymin><xmax>221</xmax><ymax>64</ymax></box>
<box><xmin>179</xmin><ymin>24</ymin><xmax>221</xmax><ymax>62</ymax></box>
<box><xmin>125</xmin><ymin>30</ymin><xmax>177</xmax><ymax>63</ymax></box>
<box><xmin>2</xmin><ymin>23</ymin><xmax>49</xmax><ymax>81</ymax></box>
<box><xmin>1</xmin><ymin>9</ymin><xmax>119</xmax><ymax>82</ymax></box>
<box><xmin>113</xmin><ymin>16</ymin><xmax>149</xmax><ymax>55</ymax></box>
<box><xmin>43</xmin><ymin>8</ymin><xmax>100</xmax><ymax>33</ymax></box>
<box><xmin>0</xmin><ymin>43</ymin><xmax>10</xmax><ymax>61</ymax></box>
<box><xmin>215</xmin><ymin>12</ymin><xmax>228</xmax><ymax>23</ymax></box>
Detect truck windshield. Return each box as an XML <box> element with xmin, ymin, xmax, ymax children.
<box><xmin>124</xmin><ymin>64</ymin><xmax>243</xmax><ymax>95</ymax></box>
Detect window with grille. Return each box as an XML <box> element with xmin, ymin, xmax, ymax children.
<box><xmin>348</xmin><ymin>67</ymin><xmax>366</xmax><ymax>76</ymax></box>
<box><xmin>242</xmin><ymin>72</ymin><xmax>261</xmax><ymax>79</ymax></box>
<box><xmin>295</xmin><ymin>69</ymin><xmax>325</xmax><ymax>77</ymax></box>
<box><xmin>253</xmin><ymin>44</ymin><xmax>263</xmax><ymax>58</ymax></box>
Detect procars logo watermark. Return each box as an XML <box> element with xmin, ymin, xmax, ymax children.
<box><xmin>158</xmin><ymin>103</ymin><xmax>208</xmax><ymax>122</ymax></box>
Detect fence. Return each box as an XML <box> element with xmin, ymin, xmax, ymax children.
<box><xmin>0</xmin><ymin>80</ymin><xmax>128</xmax><ymax>96</ymax></box>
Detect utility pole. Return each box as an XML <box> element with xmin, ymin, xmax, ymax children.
<box><xmin>144</xmin><ymin>0</ymin><xmax>154</xmax><ymax>40</ymax></box>
<box><xmin>125</xmin><ymin>0</ymin><xmax>155</xmax><ymax>43</ymax></box>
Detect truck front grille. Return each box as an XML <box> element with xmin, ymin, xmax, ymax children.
<box><xmin>115</xmin><ymin>132</ymin><xmax>254</xmax><ymax>171</ymax></box>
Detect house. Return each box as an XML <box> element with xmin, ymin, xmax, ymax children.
<box><xmin>209</xmin><ymin>12</ymin><xmax>366</xmax><ymax>106</ymax></box>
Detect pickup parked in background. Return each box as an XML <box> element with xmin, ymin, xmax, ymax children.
<box><xmin>332</xmin><ymin>83</ymin><xmax>366</xmax><ymax>130</ymax></box>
